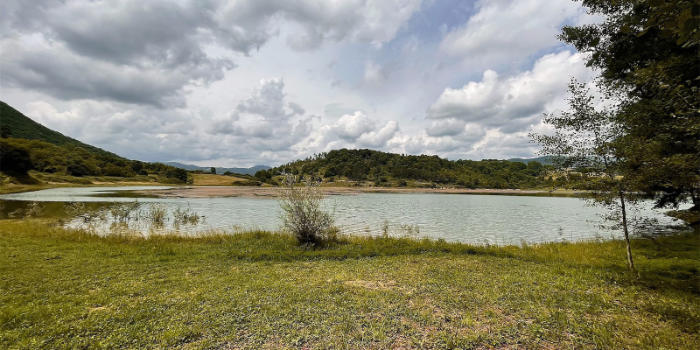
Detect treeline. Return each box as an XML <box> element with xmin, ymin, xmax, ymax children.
<box><xmin>0</xmin><ymin>138</ymin><xmax>188</xmax><ymax>183</ymax></box>
<box><xmin>256</xmin><ymin>149</ymin><xmax>555</xmax><ymax>189</ymax></box>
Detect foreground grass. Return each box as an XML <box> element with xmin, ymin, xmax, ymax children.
<box><xmin>1</xmin><ymin>220</ymin><xmax>698</xmax><ymax>349</ymax></box>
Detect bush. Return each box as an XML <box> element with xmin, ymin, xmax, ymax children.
<box><xmin>165</xmin><ymin>168</ymin><xmax>188</xmax><ymax>183</ymax></box>
<box><xmin>0</xmin><ymin>141</ymin><xmax>33</xmax><ymax>175</ymax></box>
<box><xmin>66</xmin><ymin>161</ymin><xmax>92</xmax><ymax>177</ymax></box>
<box><xmin>279</xmin><ymin>176</ymin><xmax>335</xmax><ymax>246</ymax></box>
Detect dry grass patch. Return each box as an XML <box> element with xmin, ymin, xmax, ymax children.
<box><xmin>191</xmin><ymin>174</ymin><xmax>248</xmax><ymax>186</ymax></box>
<box><xmin>343</xmin><ymin>279</ymin><xmax>399</xmax><ymax>290</ymax></box>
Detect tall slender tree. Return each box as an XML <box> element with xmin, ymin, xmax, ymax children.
<box><xmin>532</xmin><ymin>81</ymin><xmax>638</xmax><ymax>271</ymax></box>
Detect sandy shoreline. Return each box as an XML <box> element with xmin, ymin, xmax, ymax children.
<box><xmin>138</xmin><ymin>186</ymin><xmax>577</xmax><ymax>199</ymax></box>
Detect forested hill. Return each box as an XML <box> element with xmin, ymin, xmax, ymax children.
<box><xmin>0</xmin><ymin>101</ymin><xmax>119</xmax><ymax>159</ymax></box>
<box><xmin>255</xmin><ymin>149</ymin><xmax>554</xmax><ymax>189</ymax></box>
<box><xmin>0</xmin><ymin>101</ymin><xmax>188</xmax><ymax>183</ymax></box>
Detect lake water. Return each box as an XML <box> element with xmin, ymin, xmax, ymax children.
<box><xmin>0</xmin><ymin>186</ymin><xmax>689</xmax><ymax>245</ymax></box>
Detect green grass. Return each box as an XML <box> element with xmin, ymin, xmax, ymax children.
<box><xmin>1</xmin><ymin>220</ymin><xmax>698</xmax><ymax>349</ymax></box>
<box><xmin>0</xmin><ymin>172</ymin><xmax>174</xmax><ymax>195</ymax></box>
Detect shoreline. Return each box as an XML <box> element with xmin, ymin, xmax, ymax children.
<box><xmin>137</xmin><ymin>185</ymin><xmax>583</xmax><ymax>199</ymax></box>
<box><xmin>0</xmin><ymin>181</ymin><xmax>584</xmax><ymax>199</ymax></box>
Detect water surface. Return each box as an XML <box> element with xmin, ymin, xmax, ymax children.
<box><xmin>0</xmin><ymin>186</ymin><xmax>688</xmax><ymax>245</ymax></box>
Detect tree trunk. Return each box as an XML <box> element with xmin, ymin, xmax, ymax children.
<box><xmin>618</xmin><ymin>190</ymin><xmax>636</xmax><ymax>273</ymax></box>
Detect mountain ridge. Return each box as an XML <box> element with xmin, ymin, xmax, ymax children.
<box><xmin>165</xmin><ymin>162</ymin><xmax>271</xmax><ymax>176</ymax></box>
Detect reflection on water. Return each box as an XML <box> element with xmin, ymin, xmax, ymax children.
<box><xmin>0</xmin><ymin>186</ymin><xmax>690</xmax><ymax>245</ymax></box>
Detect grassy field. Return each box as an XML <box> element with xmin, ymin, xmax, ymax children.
<box><xmin>190</xmin><ymin>173</ymin><xmax>249</xmax><ymax>186</ymax></box>
<box><xmin>0</xmin><ymin>172</ymin><xmax>256</xmax><ymax>195</ymax></box>
<box><xmin>1</xmin><ymin>219</ymin><xmax>698</xmax><ymax>349</ymax></box>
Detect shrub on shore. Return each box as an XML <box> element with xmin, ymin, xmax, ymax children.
<box><xmin>279</xmin><ymin>176</ymin><xmax>335</xmax><ymax>246</ymax></box>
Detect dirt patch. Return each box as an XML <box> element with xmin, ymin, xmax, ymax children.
<box><xmin>137</xmin><ymin>186</ymin><xmax>560</xmax><ymax>199</ymax></box>
<box><xmin>191</xmin><ymin>174</ymin><xmax>248</xmax><ymax>186</ymax></box>
<box><xmin>344</xmin><ymin>279</ymin><xmax>399</xmax><ymax>290</ymax></box>
<box><xmin>88</xmin><ymin>306</ymin><xmax>109</xmax><ymax>312</ymax></box>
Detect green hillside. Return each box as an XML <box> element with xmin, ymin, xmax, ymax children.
<box><xmin>0</xmin><ymin>101</ymin><xmax>119</xmax><ymax>159</ymax></box>
<box><xmin>255</xmin><ymin>149</ymin><xmax>557</xmax><ymax>189</ymax></box>
<box><xmin>0</xmin><ymin>101</ymin><xmax>188</xmax><ymax>184</ymax></box>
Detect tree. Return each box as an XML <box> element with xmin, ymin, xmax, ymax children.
<box><xmin>560</xmin><ymin>0</ymin><xmax>700</xmax><ymax>210</ymax></box>
<box><xmin>531</xmin><ymin>81</ymin><xmax>639</xmax><ymax>272</ymax></box>
<box><xmin>66</xmin><ymin>161</ymin><xmax>92</xmax><ymax>177</ymax></box>
<box><xmin>210</xmin><ymin>167</ymin><xmax>216</xmax><ymax>174</ymax></box>
<box><xmin>0</xmin><ymin>141</ymin><xmax>33</xmax><ymax>176</ymax></box>
<box><xmin>165</xmin><ymin>168</ymin><xmax>188</xmax><ymax>183</ymax></box>
<box><xmin>254</xmin><ymin>169</ymin><xmax>271</xmax><ymax>182</ymax></box>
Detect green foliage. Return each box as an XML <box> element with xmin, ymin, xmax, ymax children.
<box><xmin>0</xmin><ymin>102</ymin><xmax>190</xmax><ymax>183</ymax></box>
<box><xmin>0</xmin><ymin>140</ymin><xmax>33</xmax><ymax>176</ymax></box>
<box><xmin>532</xmin><ymin>80</ymin><xmax>642</xmax><ymax>271</ymax></box>
<box><xmin>164</xmin><ymin>167</ymin><xmax>189</xmax><ymax>183</ymax></box>
<box><xmin>0</xmin><ymin>101</ymin><xmax>121</xmax><ymax>159</ymax></box>
<box><xmin>560</xmin><ymin>0</ymin><xmax>700</xmax><ymax>209</ymax></box>
<box><xmin>0</xmin><ymin>138</ymin><xmax>188</xmax><ymax>183</ymax></box>
<box><xmin>259</xmin><ymin>149</ymin><xmax>553</xmax><ymax>189</ymax></box>
<box><xmin>279</xmin><ymin>176</ymin><xmax>335</xmax><ymax>245</ymax></box>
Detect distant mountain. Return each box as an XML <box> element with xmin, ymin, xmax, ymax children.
<box><xmin>164</xmin><ymin>162</ymin><xmax>203</xmax><ymax>171</ymax></box>
<box><xmin>165</xmin><ymin>162</ymin><xmax>271</xmax><ymax>176</ymax></box>
<box><xmin>507</xmin><ymin>156</ymin><xmax>555</xmax><ymax>165</ymax></box>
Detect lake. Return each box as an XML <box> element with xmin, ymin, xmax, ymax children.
<box><xmin>0</xmin><ymin>186</ymin><xmax>688</xmax><ymax>245</ymax></box>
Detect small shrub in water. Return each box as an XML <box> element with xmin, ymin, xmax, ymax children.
<box><xmin>172</xmin><ymin>206</ymin><xmax>202</xmax><ymax>226</ymax></box>
<box><xmin>146</xmin><ymin>204</ymin><xmax>167</xmax><ymax>227</ymax></box>
<box><xmin>66</xmin><ymin>202</ymin><xmax>105</xmax><ymax>223</ymax></box>
<box><xmin>110</xmin><ymin>202</ymin><xmax>140</xmax><ymax>222</ymax></box>
<box><xmin>26</xmin><ymin>202</ymin><xmax>44</xmax><ymax>217</ymax></box>
<box><xmin>381</xmin><ymin>220</ymin><xmax>390</xmax><ymax>238</ymax></box>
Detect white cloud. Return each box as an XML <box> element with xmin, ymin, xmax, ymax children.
<box><xmin>331</xmin><ymin>111</ymin><xmax>400</xmax><ymax>148</ymax></box>
<box><xmin>0</xmin><ymin>0</ymin><xmax>603</xmax><ymax>165</ymax></box>
<box><xmin>209</xmin><ymin>79</ymin><xmax>311</xmax><ymax>147</ymax></box>
<box><xmin>333</xmin><ymin>111</ymin><xmax>375</xmax><ymax>140</ymax></box>
<box><xmin>425</xmin><ymin>118</ymin><xmax>466</xmax><ymax>137</ymax></box>
<box><xmin>428</xmin><ymin>51</ymin><xmax>593</xmax><ymax>132</ymax></box>
<box><xmin>440</xmin><ymin>0</ymin><xmax>592</xmax><ymax>64</ymax></box>
<box><xmin>1</xmin><ymin>0</ymin><xmax>422</xmax><ymax>106</ymax></box>
<box><xmin>357</xmin><ymin>120</ymin><xmax>399</xmax><ymax>148</ymax></box>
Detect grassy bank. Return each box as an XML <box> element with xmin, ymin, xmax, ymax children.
<box><xmin>1</xmin><ymin>220</ymin><xmax>698</xmax><ymax>349</ymax></box>
<box><xmin>0</xmin><ymin>171</ymin><xmax>176</xmax><ymax>195</ymax></box>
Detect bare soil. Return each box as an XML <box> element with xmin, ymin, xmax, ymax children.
<box><xmin>137</xmin><ymin>186</ymin><xmax>566</xmax><ymax>198</ymax></box>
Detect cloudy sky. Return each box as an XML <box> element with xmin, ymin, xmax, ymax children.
<box><xmin>1</xmin><ymin>0</ymin><xmax>600</xmax><ymax>167</ymax></box>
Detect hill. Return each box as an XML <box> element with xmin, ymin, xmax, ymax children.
<box><xmin>255</xmin><ymin>149</ymin><xmax>556</xmax><ymax>189</ymax></box>
<box><xmin>166</xmin><ymin>162</ymin><xmax>271</xmax><ymax>176</ymax></box>
<box><xmin>0</xmin><ymin>101</ymin><xmax>188</xmax><ymax>184</ymax></box>
<box><xmin>0</xmin><ymin>101</ymin><xmax>119</xmax><ymax>159</ymax></box>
